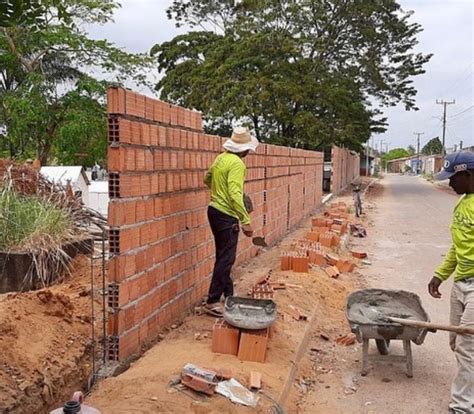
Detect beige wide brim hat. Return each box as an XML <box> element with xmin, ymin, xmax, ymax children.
<box><xmin>223</xmin><ymin>126</ymin><xmax>259</xmax><ymax>153</ymax></box>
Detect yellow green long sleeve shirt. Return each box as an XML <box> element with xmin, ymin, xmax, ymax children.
<box><xmin>435</xmin><ymin>194</ymin><xmax>474</xmax><ymax>282</ymax></box>
<box><xmin>204</xmin><ymin>152</ymin><xmax>251</xmax><ymax>225</ymax></box>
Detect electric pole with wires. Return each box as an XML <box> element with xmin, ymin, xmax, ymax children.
<box><xmin>436</xmin><ymin>99</ymin><xmax>455</xmax><ymax>155</ymax></box>
<box><xmin>414</xmin><ymin>132</ymin><xmax>424</xmax><ymax>175</ymax></box>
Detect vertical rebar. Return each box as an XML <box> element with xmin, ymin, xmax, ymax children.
<box><xmin>101</xmin><ymin>229</ymin><xmax>107</xmax><ymax>365</ymax></box>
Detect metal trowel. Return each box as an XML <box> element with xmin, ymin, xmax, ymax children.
<box><xmin>252</xmin><ymin>236</ymin><xmax>268</xmax><ymax>247</ymax></box>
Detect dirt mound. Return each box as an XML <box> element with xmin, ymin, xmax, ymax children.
<box><xmin>0</xmin><ymin>255</ymin><xmax>103</xmax><ymax>414</ymax></box>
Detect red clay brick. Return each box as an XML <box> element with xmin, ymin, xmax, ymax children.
<box><xmin>238</xmin><ymin>328</ymin><xmax>269</xmax><ymax>363</ymax></box>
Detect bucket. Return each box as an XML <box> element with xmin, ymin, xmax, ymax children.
<box><xmin>49</xmin><ymin>392</ymin><xmax>101</xmax><ymax>414</ymax></box>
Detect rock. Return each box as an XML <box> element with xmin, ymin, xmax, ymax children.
<box><xmin>150</xmin><ymin>397</ymin><xmax>158</xmax><ymax>401</ymax></box>
<box><xmin>171</xmin><ymin>324</ymin><xmax>178</xmax><ymax>329</ymax></box>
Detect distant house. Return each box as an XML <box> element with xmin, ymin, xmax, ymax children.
<box><xmin>40</xmin><ymin>166</ymin><xmax>89</xmax><ymax>200</ymax></box>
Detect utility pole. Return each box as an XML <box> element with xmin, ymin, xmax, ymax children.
<box><xmin>414</xmin><ymin>132</ymin><xmax>424</xmax><ymax>175</ymax></box>
<box><xmin>379</xmin><ymin>140</ymin><xmax>385</xmax><ymax>155</ymax></box>
<box><xmin>365</xmin><ymin>142</ymin><xmax>369</xmax><ymax>176</ymax></box>
<box><xmin>436</xmin><ymin>99</ymin><xmax>455</xmax><ymax>155</ymax></box>
<box><xmin>460</xmin><ymin>140</ymin><xmax>463</xmax><ymax>150</ymax></box>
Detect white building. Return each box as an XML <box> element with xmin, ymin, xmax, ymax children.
<box><xmin>40</xmin><ymin>166</ymin><xmax>109</xmax><ymax>217</ymax></box>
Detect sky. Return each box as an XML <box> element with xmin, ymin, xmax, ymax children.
<box><xmin>87</xmin><ymin>0</ymin><xmax>473</xmax><ymax>151</ymax></box>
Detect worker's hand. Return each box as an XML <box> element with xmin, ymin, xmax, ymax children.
<box><xmin>241</xmin><ymin>224</ymin><xmax>253</xmax><ymax>238</ymax></box>
<box><xmin>428</xmin><ymin>276</ymin><xmax>442</xmax><ymax>299</ymax></box>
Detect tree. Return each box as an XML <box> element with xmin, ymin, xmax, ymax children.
<box><xmin>422</xmin><ymin>137</ymin><xmax>443</xmax><ymax>155</ymax></box>
<box><xmin>0</xmin><ymin>0</ymin><xmax>150</xmax><ymax>165</ymax></box>
<box><xmin>381</xmin><ymin>147</ymin><xmax>409</xmax><ymax>168</ymax></box>
<box><xmin>407</xmin><ymin>145</ymin><xmax>416</xmax><ymax>155</ymax></box>
<box><xmin>153</xmin><ymin>0</ymin><xmax>431</xmax><ymax>150</ymax></box>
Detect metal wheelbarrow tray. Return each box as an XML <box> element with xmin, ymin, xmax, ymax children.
<box><xmin>346</xmin><ymin>289</ymin><xmax>430</xmax><ymax>377</ymax></box>
<box><xmin>224</xmin><ymin>296</ymin><xmax>277</xmax><ymax>330</ymax></box>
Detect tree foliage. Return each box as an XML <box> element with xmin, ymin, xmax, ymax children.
<box><xmin>381</xmin><ymin>147</ymin><xmax>409</xmax><ymax>167</ymax></box>
<box><xmin>0</xmin><ymin>0</ymin><xmax>151</xmax><ymax>165</ymax></box>
<box><xmin>422</xmin><ymin>137</ymin><xmax>443</xmax><ymax>155</ymax></box>
<box><xmin>407</xmin><ymin>145</ymin><xmax>416</xmax><ymax>155</ymax></box>
<box><xmin>153</xmin><ymin>0</ymin><xmax>432</xmax><ymax>150</ymax></box>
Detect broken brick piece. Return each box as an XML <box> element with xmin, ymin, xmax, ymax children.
<box><xmin>212</xmin><ymin>319</ymin><xmax>240</xmax><ymax>355</ymax></box>
<box><xmin>323</xmin><ymin>266</ymin><xmax>340</xmax><ymax>279</ymax></box>
<box><xmin>351</xmin><ymin>251</ymin><xmax>368</xmax><ymax>259</ymax></box>
<box><xmin>181</xmin><ymin>373</ymin><xmax>217</xmax><ymax>395</ymax></box>
<box><xmin>335</xmin><ymin>333</ymin><xmax>357</xmax><ymax>346</ymax></box>
<box><xmin>286</xmin><ymin>305</ymin><xmax>308</xmax><ymax>321</ymax></box>
<box><xmin>326</xmin><ymin>253</ymin><xmax>340</xmax><ymax>266</ymax></box>
<box><xmin>269</xmin><ymin>282</ymin><xmax>286</xmax><ymax>290</ymax></box>
<box><xmin>251</xmin><ymin>284</ymin><xmax>274</xmax><ymax>300</ymax></box>
<box><xmin>249</xmin><ymin>371</ymin><xmax>262</xmax><ymax>390</ymax></box>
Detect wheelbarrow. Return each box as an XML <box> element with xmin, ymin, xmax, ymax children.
<box><xmin>346</xmin><ymin>289</ymin><xmax>430</xmax><ymax>378</ymax></box>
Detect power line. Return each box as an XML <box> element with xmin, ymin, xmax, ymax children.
<box><xmin>449</xmin><ymin>105</ymin><xmax>474</xmax><ymax>119</ymax></box>
<box><xmin>439</xmin><ymin>61</ymin><xmax>474</xmax><ymax>97</ymax></box>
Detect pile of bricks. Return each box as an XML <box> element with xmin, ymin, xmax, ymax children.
<box><xmin>278</xmin><ymin>201</ymin><xmax>360</xmax><ymax>276</ymax></box>
<box><xmin>212</xmin><ymin>319</ymin><xmax>270</xmax><ymax>363</ymax></box>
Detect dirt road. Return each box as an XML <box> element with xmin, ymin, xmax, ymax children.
<box><xmin>298</xmin><ymin>175</ymin><xmax>459</xmax><ymax>414</ymax></box>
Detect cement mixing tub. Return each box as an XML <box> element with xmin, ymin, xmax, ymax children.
<box><xmin>346</xmin><ymin>289</ymin><xmax>430</xmax><ymax>377</ymax></box>
<box><xmin>224</xmin><ymin>296</ymin><xmax>277</xmax><ymax>330</ymax></box>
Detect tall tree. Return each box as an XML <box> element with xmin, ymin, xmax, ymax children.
<box><xmin>422</xmin><ymin>137</ymin><xmax>443</xmax><ymax>155</ymax></box>
<box><xmin>0</xmin><ymin>0</ymin><xmax>150</xmax><ymax>164</ymax></box>
<box><xmin>154</xmin><ymin>0</ymin><xmax>431</xmax><ymax>150</ymax></box>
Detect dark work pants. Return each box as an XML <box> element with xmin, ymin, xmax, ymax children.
<box><xmin>207</xmin><ymin>206</ymin><xmax>239</xmax><ymax>304</ymax></box>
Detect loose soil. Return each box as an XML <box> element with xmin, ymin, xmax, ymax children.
<box><xmin>0</xmin><ymin>255</ymin><xmax>104</xmax><ymax>414</ymax></box>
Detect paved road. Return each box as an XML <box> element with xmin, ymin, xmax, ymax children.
<box><xmin>315</xmin><ymin>175</ymin><xmax>459</xmax><ymax>413</ymax></box>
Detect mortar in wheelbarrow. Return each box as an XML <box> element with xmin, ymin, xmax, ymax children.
<box><xmin>346</xmin><ymin>289</ymin><xmax>430</xmax><ymax>345</ymax></box>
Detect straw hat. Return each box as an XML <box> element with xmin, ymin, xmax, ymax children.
<box><xmin>223</xmin><ymin>126</ymin><xmax>259</xmax><ymax>153</ymax></box>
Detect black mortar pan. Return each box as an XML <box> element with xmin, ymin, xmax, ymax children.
<box><xmin>223</xmin><ymin>296</ymin><xmax>277</xmax><ymax>330</ymax></box>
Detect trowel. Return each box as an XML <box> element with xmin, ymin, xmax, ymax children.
<box><xmin>252</xmin><ymin>236</ymin><xmax>268</xmax><ymax>247</ymax></box>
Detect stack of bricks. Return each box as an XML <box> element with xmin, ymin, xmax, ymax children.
<box><xmin>280</xmin><ymin>251</ymin><xmax>310</xmax><ymax>273</ymax></box>
<box><xmin>212</xmin><ymin>319</ymin><xmax>270</xmax><ymax>363</ymax></box>
<box><xmin>330</xmin><ymin>146</ymin><xmax>360</xmax><ymax>195</ymax></box>
<box><xmin>106</xmin><ymin>87</ymin><xmax>339</xmax><ymax>361</ymax></box>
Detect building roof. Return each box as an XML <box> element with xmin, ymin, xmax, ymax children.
<box><xmin>40</xmin><ymin>166</ymin><xmax>90</xmax><ymax>186</ymax></box>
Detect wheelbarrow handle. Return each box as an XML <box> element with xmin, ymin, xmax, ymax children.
<box><xmin>388</xmin><ymin>317</ymin><xmax>474</xmax><ymax>335</ymax></box>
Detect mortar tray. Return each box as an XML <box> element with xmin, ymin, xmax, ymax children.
<box><xmin>223</xmin><ymin>296</ymin><xmax>277</xmax><ymax>330</ymax></box>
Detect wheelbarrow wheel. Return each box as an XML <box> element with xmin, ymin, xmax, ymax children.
<box><xmin>375</xmin><ymin>339</ymin><xmax>390</xmax><ymax>355</ymax></box>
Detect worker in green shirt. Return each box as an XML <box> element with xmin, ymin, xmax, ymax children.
<box><xmin>428</xmin><ymin>151</ymin><xmax>474</xmax><ymax>414</ymax></box>
<box><xmin>203</xmin><ymin>127</ymin><xmax>259</xmax><ymax>315</ymax></box>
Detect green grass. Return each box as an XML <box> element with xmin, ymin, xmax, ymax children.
<box><xmin>0</xmin><ymin>188</ymin><xmax>74</xmax><ymax>252</ymax></box>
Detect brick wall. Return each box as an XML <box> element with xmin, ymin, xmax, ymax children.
<box><xmin>330</xmin><ymin>146</ymin><xmax>360</xmax><ymax>194</ymax></box>
<box><xmin>106</xmin><ymin>87</ymin><xmax>323</xmax><ymax>361</ymax></box>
